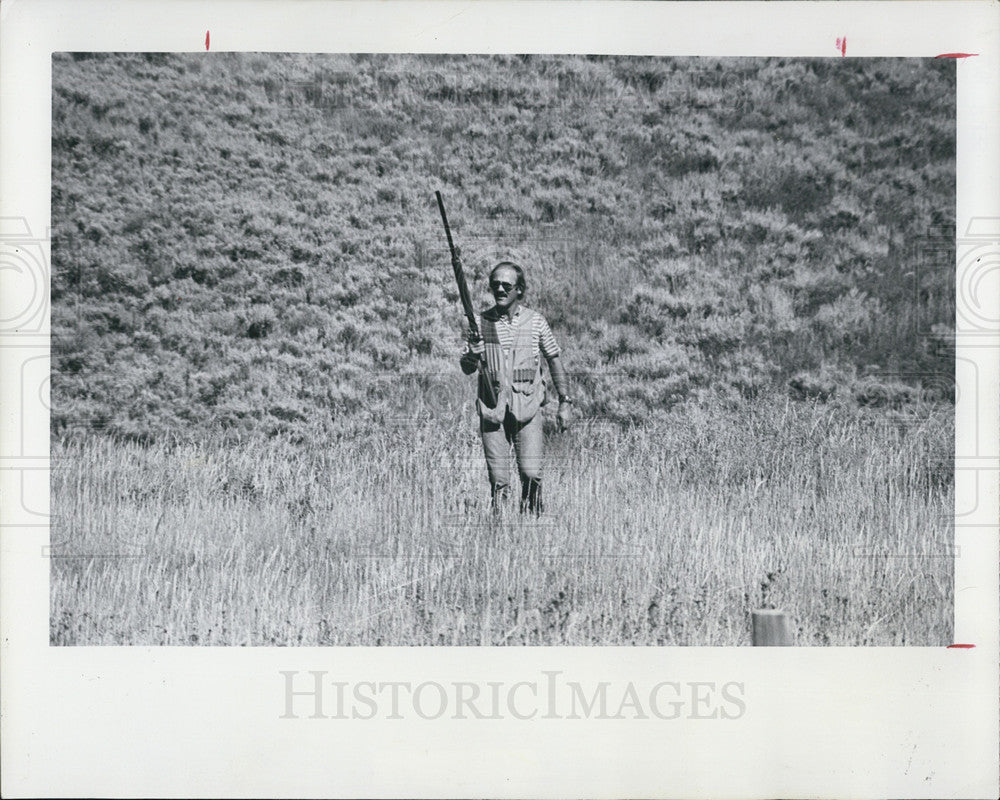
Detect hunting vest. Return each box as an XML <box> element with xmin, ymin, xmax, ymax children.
<box><xmin>476</xmin><ymin>307</ymin><xmax>547</xmax><ymax>424</ymax></box>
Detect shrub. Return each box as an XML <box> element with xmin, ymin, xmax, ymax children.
<box><xmin>853</xmin><ymin>377</ymin><xmax>918</xmax><ymax>409</ymax></box>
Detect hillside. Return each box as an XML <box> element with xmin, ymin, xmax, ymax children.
<box><xmin>50</xmin><ymin>53</ymin><xmax>956</xmax><ymax>441</ymax></box>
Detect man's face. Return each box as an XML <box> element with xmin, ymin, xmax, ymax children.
<box><xmin>490</xmin><ymin>266</ymin><xmax>520</xmax><ymax>311</ymax></box>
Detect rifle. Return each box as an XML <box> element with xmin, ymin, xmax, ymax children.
<box><xmin>435</xmin><ymin>190</ymin><xmax>497</xmax><ymax>408</ymax></box>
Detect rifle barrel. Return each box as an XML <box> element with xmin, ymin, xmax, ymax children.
<box><xmin>434</xmin><ymin>191</ymin><xmax>455</xmax><ymax>251</ymax></box>
<box><xmin>436</xmin><ymin>191</ymin><xmax>480</xmax><ymax>337</ymax></box>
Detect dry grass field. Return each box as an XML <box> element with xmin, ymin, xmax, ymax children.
<box><xmin>50</xmin><ymin>396</ymin><xmax>953</xmax><ymax>646</ymax></box>
<box><xmin>48</xmin><ymin>56</ymin><xmax>956</xmax><ymax>647</ymax></box>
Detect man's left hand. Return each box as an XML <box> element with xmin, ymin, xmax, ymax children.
<box><xmin>557</xmin><ymin>402</ymin><xmax>572</xmax><ymax>431</ymax></box>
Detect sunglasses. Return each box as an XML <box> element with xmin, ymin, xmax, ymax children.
<box><xmin>490</xmin><ymin>281</ymin><xmax>516</xmax><ymax>292</ymax></box>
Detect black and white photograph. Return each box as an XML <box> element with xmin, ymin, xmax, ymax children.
<box><xmin>50</xmin><ymin>52</ymin><xmax>956</xmax><ymax>647</ymax></box>
<box><xmin>3</xmin><ymin>2</ymin><xmax>998</xmax><ymax>797</ymax></box>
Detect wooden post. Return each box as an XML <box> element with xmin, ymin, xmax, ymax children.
<box><xmin>752</xmin><ymin>609</ymin><xmax>791</xmax><ymax>646</ymax></box>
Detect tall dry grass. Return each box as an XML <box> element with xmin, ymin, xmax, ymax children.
<box><xmin>50</xmin><ymin>397</ymin><xmax>953</xmax><ymax>645</ymax></box>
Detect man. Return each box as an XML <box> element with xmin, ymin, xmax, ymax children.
<box><xmin>460</xmin><ymin>261</ymin><xmax>572</xmax><ymax>515</ymax></box>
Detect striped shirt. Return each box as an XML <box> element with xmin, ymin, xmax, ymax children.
<box><xmin>464</xmin><ymin>305</ymin><xmax>561</xmax><ymax>360</ymax></box>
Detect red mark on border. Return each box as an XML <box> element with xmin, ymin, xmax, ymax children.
<box><xmin>935</xmin><ymin>53</ymin><xmax>978</xmax><ymax>59</ymax></box>
<box><xmin>947</xmin><ymin>643</ymin><xmax>976</xmax><ymax>648</ymax></box>
<box><xmin>836</xmin><ymin>37</ymin><xmax>847</xmax><ymax>57</ymax></box>
<box><xmin>206</xmin><ymin>30</ymin><xmax>210</xmax><ymax>51</ymax></box>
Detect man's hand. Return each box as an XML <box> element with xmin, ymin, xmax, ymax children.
<box><xmin>467</xmin><ymin>330</ymin><xmax>485</xmax><ymax>357</ymax></box>
<box><xmin>557</xmin><ymin>401</ymin><xmax>572</xmax><ymax>431</ymax></box>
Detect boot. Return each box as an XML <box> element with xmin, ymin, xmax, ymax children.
<box><xmin>490</xmin><ymin>483</ymin><xmax>510</xmax><ymax>516</ymax></box>
<box><xmin>520</xmin><ymin>478</ymin><xmax>542</xmax><ymax>516</ymax></box>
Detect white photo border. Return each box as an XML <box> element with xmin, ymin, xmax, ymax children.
<box><xmin>1</xmin><ymin>2</ymin><xmax>997</xmax><ymax>797</ymax></box>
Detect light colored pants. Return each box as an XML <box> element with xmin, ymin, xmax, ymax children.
<box><xmin>480</xmin><ymin>409</ymin><xmax>543</xmax><ymax>513</ymax></box>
